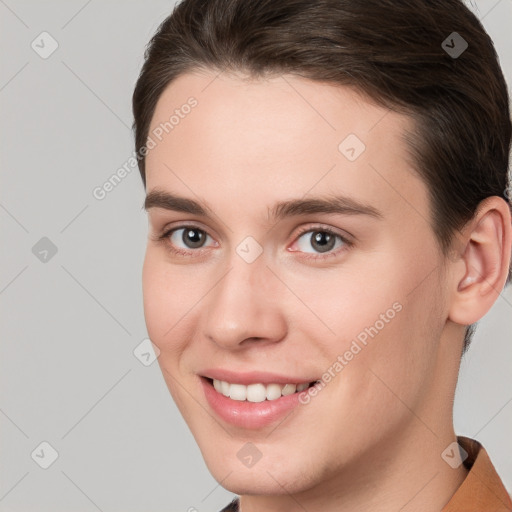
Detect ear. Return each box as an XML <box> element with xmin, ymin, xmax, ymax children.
<box><xmin>448</xmin><ymin>196</ymin><xmax>512</xmax><ymax>326</ymax></box>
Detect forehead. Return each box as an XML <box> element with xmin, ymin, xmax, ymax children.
<box><xmin>145</xmin><ymin>70</ymin><xmax>427</xmax><ymax>226</ymax></box>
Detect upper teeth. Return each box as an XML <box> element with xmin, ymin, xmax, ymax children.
<box><xmin>213</xmin><ymin>379</ymin><xmax>310</xmax><ymax>402</ymax></box>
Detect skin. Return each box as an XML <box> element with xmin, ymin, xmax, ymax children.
<box><xmin>141</xmin><ymin>69</ymin><xmax>511</xmax><ymax>512</ymax></box>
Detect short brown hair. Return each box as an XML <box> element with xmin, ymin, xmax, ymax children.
<box><xmin>132</xmin><ymin>0</ymin><xmax>512</xmax><ymax>352</ymax></box>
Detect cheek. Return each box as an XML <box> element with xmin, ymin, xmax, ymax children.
<box><xmin>142</xmin><ymin>253</ymin><xmax>168</xmax><ymax>343</ymax></box>
<box><xmin>343</xmin><ymin>263</ymin><xmax>446</xmax><ymax>418</ymax></box>
<box><xmin>281</xmin><ymin>255</ymin><xmax>409</xmax><ymax>352</ymax></box>
<box><xmin>141</xmin><ymin>251</ymin><xmax>194</xmax><ymax>352</ymax></box>
<box><xmin>142</xmin><ymin>253</ymin><xmax>198</xmax><ymax>407</ymax></box>
<box><xmin>298</xmin><ymin>249</ymin><xmax>444</xmax><ymax>405</ymax></box>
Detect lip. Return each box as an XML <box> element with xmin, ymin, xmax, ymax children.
<box><xmin>200</xmin><ymin>376</ymin><xmax>308</xmax><ymax>429</ymax></box>
<box><xmin>200</xmin><ymin>368</ymin><xmax>315</xmax><ymax>386</ymax></box>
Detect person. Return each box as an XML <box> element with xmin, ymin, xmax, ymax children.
<box><xmin>131</xmin><ymin>0</ymin><xmax>512</xmax><ymax>510</ymax></box>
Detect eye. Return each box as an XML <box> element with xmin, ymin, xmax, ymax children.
<box><xmin>159</xmin><ymin>225</ymin><xmax>217</xmax><ymax>256</ymax></box>
<box><xmin>290</xmin><ymin>226</ymin><xmax>352</xmax><ymax>258</ymax></box>
<box><xmin>156</xmin><ymin>223</ymin><xmax>352</xmax><ymax>260</ymax></box>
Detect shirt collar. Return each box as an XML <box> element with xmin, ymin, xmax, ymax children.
<box><xmin>442</xmin><ymin>436</ymin><xmax>512</xmax><ymax>511</ymax></box>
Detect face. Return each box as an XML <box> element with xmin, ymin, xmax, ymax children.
<box><xmin>142</xmin><ymin>70</ymin><xmax>453</xmax><ymax>496</ymax></box>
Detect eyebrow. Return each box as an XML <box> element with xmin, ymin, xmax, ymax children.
<box><xmin>144</xmin><ymin>189</ymin><xmax>383</xmax><ymax>222</ymax></box>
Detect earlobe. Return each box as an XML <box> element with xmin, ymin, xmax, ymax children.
<box><xmin>449</xmin><ymin>197</ymin><xmax>511</xmax><ymax>326</ymax></box>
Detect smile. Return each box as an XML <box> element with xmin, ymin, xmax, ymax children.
<box><xmin>200</xmin><ymin>373</ymin><xmax>321</xmax><ymax>429</ymax></box>
<box><xmin>210</xmin><ymin>378</ymin><xmax>319</xmax><ymax>402</ymax></box>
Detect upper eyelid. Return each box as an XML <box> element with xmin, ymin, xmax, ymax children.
<box><xmin>162</xmin><ymin>222</ymin><xmax>216</xmax><ymax>242</ymax></box>
<box><xmin>294</xmin><ymin>223</ymin><xmax>350</xmax><ymax>238</ymax></box>
<box><xmin>153</xmin><ymin>210</ymin><xmax>355</xmax><ymax>236</ymax></box>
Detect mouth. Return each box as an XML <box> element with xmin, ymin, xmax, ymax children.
<box><xmin>203</xmin><ymin>376</ymin><xmax>320</xmax><ymax>402</ymax></box>
<box><xmin>198</xmin><ymin>369</ymin><xmax>322</xmax><ymax>428</ymax></box>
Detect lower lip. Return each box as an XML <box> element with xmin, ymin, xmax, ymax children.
<box><xmin>201</xmin><ymin>378</ymin><xmax>304</xmax><ymax>429</ymax></box>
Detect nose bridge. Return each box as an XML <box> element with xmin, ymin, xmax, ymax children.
<box><xmin>202</xmin><ymin>246</ymin><xmax>285</xmax><ymax>348</ymax></box>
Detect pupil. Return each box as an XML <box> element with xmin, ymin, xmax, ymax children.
<box><xmin>311</xmin><ymin>231</ymin><xmax>335</xmax><ymax>253</ymax></box>
<box><xmin>184</xmin><ymin>228</ymin><xmax>204</xmax><ymax>248</ymax></box>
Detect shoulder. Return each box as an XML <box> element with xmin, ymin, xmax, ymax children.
<box><xmin>218</xmin><ymin>497</ymin><xmax>239</xmax><ymax>512</ymax></box>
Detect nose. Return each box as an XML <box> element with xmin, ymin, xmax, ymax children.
<box><xmin>201</xmin><ymin>253</ymin><xmax>287</xmax><ymax>350</ymax></box>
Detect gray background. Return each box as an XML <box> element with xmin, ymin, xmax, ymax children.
<box><xmin>1</xmin><ymin>1</ymin><xmax>511</xmax><ymax>511</ymax></box>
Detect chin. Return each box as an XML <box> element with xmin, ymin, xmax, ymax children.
<box><xmin>199</xmin><ymin>442</ymin><xmax>321</xmax><ymax>496</ymax></box>
<box><xmin>214</xmin><ymin>465</ymin><xmax>315</xmax><ymax>496</ymax></box>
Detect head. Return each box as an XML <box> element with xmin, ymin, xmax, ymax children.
<box><xmin>132</xmin><ymin>0</ymin><xmax>512</xmax><ymax>499</ymax></box>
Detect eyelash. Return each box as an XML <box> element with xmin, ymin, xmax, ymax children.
<box><xmin>156</xmin><ymin>223</ymin><xmax>353</xmax><ymax>261</ymax></box>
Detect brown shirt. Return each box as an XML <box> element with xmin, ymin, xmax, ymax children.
<box><xmin>219</xmin><ymin>436</ymin><xmax>512</xmax><ymax>512</ymax></box>
<box><xmin>441</xmin><ymin>436</ymin><xmax>512</xmax><ymax>511</ymax></box>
